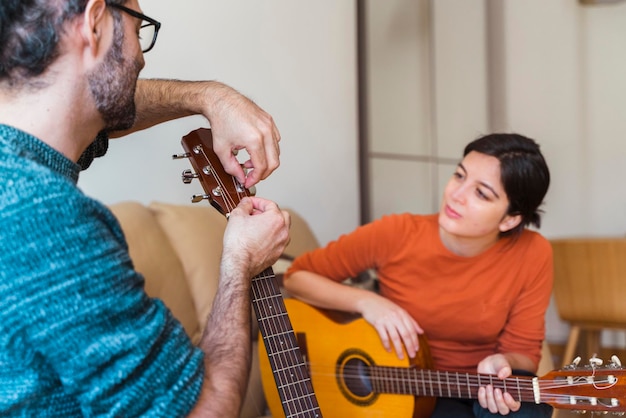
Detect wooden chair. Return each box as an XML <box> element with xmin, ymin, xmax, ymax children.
<box><xmin>551</xmin><ymin>238</ymin><xmax>626</xmax><ymax>367</ymax></box>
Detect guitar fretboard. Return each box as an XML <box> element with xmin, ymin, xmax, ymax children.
<box><xmin>370</xmin><ymin>365</ymin><xmax>537</xmax><ymax>402</ymax></box>
<box><xmin>251</xmin><ymin>268</ymin><xmax>323</xmax><ymax>418</ymax></box>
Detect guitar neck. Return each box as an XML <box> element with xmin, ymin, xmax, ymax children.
<box><xmin>250</xmin><ymin>268</ymin><xmax>323</xmax><ymax>418</ymax></box>
<box><xmin>178</xmin><ymin>128</ymin><xmax>323</xmax><ymax>418</ymax></box>
<box><xmin>371</xmin><ymin>365</ymin><xmax>537</xmax><ymax>403</ymax></box>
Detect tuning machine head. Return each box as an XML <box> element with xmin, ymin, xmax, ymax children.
<box><xmin>610</xmin><ymin>355</ymin><xmax>623</xmax><ymax>368</ymax></box>
<box><xmin>191</xmin><ymin>194</ymin><xmax>209</xmax><ymax>203</ymax></box>
<box><xmin>181</xmin><ymin>169</ymin><xmax>199</xmax><ymax>184</ymax></box>
<box><xmin>172</xmin><ymin>152</ymin><xmax>191</xmax><ymax>160</ymax></box>
<box><xmin>564</xmin><ymin>356</ymin><xmax>582</xmax><ymax>370</ymax></box>
<box><xmin>589</xmin><ymin>354</ymin><xmax>603</xmax><ymax>368</ymax></box>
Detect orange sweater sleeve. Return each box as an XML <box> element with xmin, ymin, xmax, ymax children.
<box><xmin>285</xmin><ymin>214</ymin><xmax>553</xmax><ymax>372</ymax></box>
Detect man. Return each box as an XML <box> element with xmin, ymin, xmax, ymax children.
<box><xmin>0</xmin><ymin>0</ymin><xmax>290</xmax><ymax>416</ymax></box>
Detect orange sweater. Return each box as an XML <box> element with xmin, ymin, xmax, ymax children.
<box><xmin>285</xmin><ymin>213</ymin><xmax>553</xmax><ymax>373</ymax></box>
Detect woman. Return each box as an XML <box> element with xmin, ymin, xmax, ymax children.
<box><xmin>283</xmin><ymin>133</ymin><xmax>553</xmax><ymax>417</ymax></box>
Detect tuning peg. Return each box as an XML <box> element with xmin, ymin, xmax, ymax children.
<box><xmin>589</xmin><ymin>354</ymin><xmax>603</xmax><ymax>368</ymax></box>
<box><xmin>181</xmin><ymin>169</ymin><xmax>199</xmax><ymax>184</ymax></box>
<box><xmin>172</xmin><ymin>152</ymin><xmax>191</xmax><ymax>160</ymax></box>
<box><xmin>191</xmin><ymin>194</ymin><xmax>210</xmax><ymax>203</ymax></box>
<box><xmin>565</xmin><ymin>356</ymin><xmax>582</xmax><ymax>369</ymax></box>
<box><xmin>610</xmin><ymin>355</ymin><xmax>622</xmax><ymax>368</ymax></box>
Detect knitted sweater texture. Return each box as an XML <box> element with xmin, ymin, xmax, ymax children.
<box><xmin>0</xmin><ymin>125</ymin><xmax>203</xmax><ymax>417</ymax></box>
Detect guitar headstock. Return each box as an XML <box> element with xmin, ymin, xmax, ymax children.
<box><xmin>174</xmin><ymin>128</ymin><xmax>252</xmax><ymax>217</ymax></box>
<box><xmin>539</xmin><ymin>355</ymin><xmax>626</xmax><ymax>413</ymax></box>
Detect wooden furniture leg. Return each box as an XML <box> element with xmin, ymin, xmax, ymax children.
<box><xmin>562</xmin><ymin>325</ymin><xmax>580</xmax><ymax>367</ymax></box>
<box><xmin>585</xmin><ymin>329</ymin><xmax>601</xmax><ymax>360</ymax></box>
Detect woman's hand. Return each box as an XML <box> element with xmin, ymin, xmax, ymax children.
<box><xmin>357</xmin><ymin>294</ymin><xmax>423</xmax><ymax>360</ymax></box>
<box><xmin>476</xmin><ymin>354</ymin><xmax>521</xmax><ymax>415</ymax></box>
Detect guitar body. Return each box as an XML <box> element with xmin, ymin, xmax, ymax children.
<box><xmin>260</xmin><ymin>299</ymin><xmax>436</xmax><ymax>418</ymax></box>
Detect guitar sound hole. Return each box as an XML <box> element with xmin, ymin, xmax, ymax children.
<box><xmin>344</xmin><ymin>358</ymin><xmax>372</xmax><ymax>396</ymax></box>
<box><xmin>336</xmin><ymin>349</ymin><xmax>379</xmax><ymax>407</ymax></box>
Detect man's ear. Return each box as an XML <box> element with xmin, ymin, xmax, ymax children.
<box><xmin>81</xmin><ymin>0</ymin><xmax>109</xmax><ymax>58</ymax></box>
<box><xmin>499</xmin><ymin>213</ymin><xmax>522</xmax><ymax>233</ymax></box>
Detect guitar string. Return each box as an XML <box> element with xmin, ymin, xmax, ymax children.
<box><xmin>199</xmin><ymin>149</ymin><xmax>321</xmax><ymax>416</ymax></box>
<box><xmin>252</xmin><ymin>277</ymin><xmax>296</xmax><ymax>415</ymax></box>
<box><xmin>294</xmin><ymin>362</ymin><xmax>621</xmax><ymax>405</ymax></box>
<box><xmin>254</xmin><ymin>270</ymin><xmax>321</xmax><ymax>415</ymax></box>
<box><xmin>199</xmin><ymin>148</ymin><xmax>240</xmax><ymax>213</ymax></box>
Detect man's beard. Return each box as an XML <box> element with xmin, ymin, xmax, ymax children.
<box><xmin>87</xmin><ymin>15</ymin><xmax>143</xmax><ymax>132</ymax></box>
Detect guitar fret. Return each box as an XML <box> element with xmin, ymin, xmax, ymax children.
<box><xmin>261</xmin><ymin>332</ymin><xmax>299</xmax><ymax>349</ymax></box>
<box><xmin>277</xmin><ymin>378</ymin><xmax>311</xmax><ymax>392</ymax></box>
<box><xmin>265</xmin><ymin>346</ymin><xmax>303</xmax><ymax>360</ymax></box>
<box><xmin>251</xmin><ymin>293</ymin><xmax>284</xmax><ymax>304</ymax></box>
<box><xmin>445</xmin><ymin>371</ymin><xmax>451</xmax><ymax>398</ymax></box>
<box><xmin>436</xmin><ymin>371</ymin><xmax>443</xmax><ymax>397</ymax></box>
<box><xmin>401</xmin><ymin>367</ymin><xmax>409</xmax><ymax>394</ymax></box>
<box><xmin>391</xmin><ymin>365</ymin><xmax>398</xmax><ymax>394</ymax></box>
<box><xmin>379</xmin><ymin>366</ymin><xmax>387</xmax><ymax>393</ymax></box>
<box><xmin>429</xmin><ymin>370</ymin><xmax>435</xmax><ymax>397</ymax></box>
<box><xmin>401</xmin><ymin>367</ymin><xmax>407</xmax><ymax>394</ymax></box>
<box><xmin>466</xmin><ymin>373</ymin><xmax>471</xmax><ymax>399</ymax></box>
<box><xmin>281</xmin><ymin>400</ymin><xmax>321</xmax><ymax>418</ymax></box>
<box><xmin>258</xmin><ymin>312</ymin><xmax>293</xmax><ymax>326</ymax></box>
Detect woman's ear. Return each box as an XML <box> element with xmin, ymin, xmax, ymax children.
<box><xmin>499</xmin><ymin>213</ymin><xmax>522</xmax><ymax>233</ymax></box>
<box><xmin>81</xmin><ymin>0</ymin><xmax>109</xmax><ymax>57</ymax></box>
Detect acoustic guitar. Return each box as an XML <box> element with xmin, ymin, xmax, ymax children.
<box><xmin>260</xmin><ymin>298</ymin><xmax>626</xmax><ymax>417</ymax></box>
<box><xmin>176</xmin><ymin>128</ymin><xmax>323</xmax><ymax>418</ymax></box>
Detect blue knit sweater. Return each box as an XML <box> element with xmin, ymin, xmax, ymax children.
<box><xmin>0</xmin><ymin>125</ymin><xmax>204</xmax><ymax>417</ymax></box>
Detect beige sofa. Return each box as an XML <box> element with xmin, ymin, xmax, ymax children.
<box><xmin>109</xmin><ymin>201</ymin><xmax>320</xmax><ymax>418</ymax></box>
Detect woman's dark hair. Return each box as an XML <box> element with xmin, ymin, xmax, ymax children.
<box><xmin>464</xmin><ymin>133</ymin><xmax>550</xmax><ymax>237</ymax></box>
<box><xmin>0</xmin><ymin>0</ymin><xmax>125</xmax><ymax>88</ymax></box>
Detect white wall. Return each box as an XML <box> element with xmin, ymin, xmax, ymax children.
<box><xmin>78</xmin><ymin>1</ymin><xmax>360</xmax><ymax>247</ymax></box>
<box><xmin>364</xmin><ymin>0</ymin><xmax>626</xmax><ymax>346</ymax></box>
<box><xmin>502</xmin><ymin>0</ymin><xmax>626</xmax><ymax>346</ymax></box>
<box><xmin>503</xmin><ymin>0</ymin><xmax>626</xmax><ymax>240</ymax></box>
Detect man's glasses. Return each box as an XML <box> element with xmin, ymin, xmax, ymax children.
<box><xmin>108</xmin><ymin>3</ymin><xmax>161</xmax><ymax>53</ymax></box>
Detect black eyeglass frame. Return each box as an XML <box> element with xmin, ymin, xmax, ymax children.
<box><xmin>107</xmin><ymin>3</ymin><xmax>161</xmax><ymax>53</ymax></box>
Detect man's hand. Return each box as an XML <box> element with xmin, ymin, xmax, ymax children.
<box><xmin>121</xmin><ymin>79</ymin><xmax>281</xmax><ymax>188</ymax></box>
<box><xmin>205</xmin><ymin>84</ymin><xmax>281</xmax><ymax>189</ymax></box>
<box><xmin>221</xmin><ymin>197</ymin><xmax>290</xmax><ymax>279</ymax></box>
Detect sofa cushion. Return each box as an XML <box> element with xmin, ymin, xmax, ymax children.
<box><xmin>282</xmin><ymin>210</ymin><xmax>320</xmax><ymax>258</ymax></box>
<box><xmin>148</xmin><ymin>202</ymin><xmax>226</xmax><ymax>331</ymax></box>
<box><xmin>109</xmin><ymin>201</ymin><xmax>201</xmax><ymax>342</ymax></box>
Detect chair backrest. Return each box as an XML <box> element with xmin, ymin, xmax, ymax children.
<box><xmin>551</xmin><ymin>238</ymin><xmax>626</xmax><ymax>326</ymax></box>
